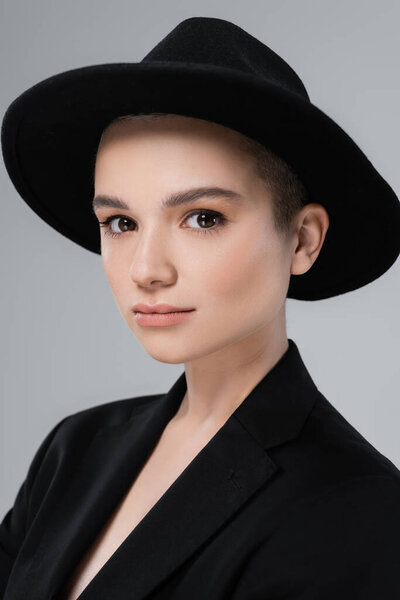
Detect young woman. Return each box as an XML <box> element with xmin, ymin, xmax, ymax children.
<box><xmin>1</xmin><ymin>16</ymin><xmax>399</xmax><ymax>600</ymax></box>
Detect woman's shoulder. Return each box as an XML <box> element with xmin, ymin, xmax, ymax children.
<box><xmin>306</xmin><ymin>390</ymin><xmax>400</xmax><ymax>481</ymax></box>
<box><xmin>29</xmin><ymin>391</ymin><xmax>165</xmax><ymax>471</ymax></box>
<box><xmin>265</xmin><ymin>387</ymin><xmax>400</xmax><ymax>519</ymax></box>
<box><xmin>56</xmin><ymin>390</ymin><xmax>165</xmax><ymax>441</ymax></box>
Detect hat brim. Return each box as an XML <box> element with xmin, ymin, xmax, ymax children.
<box><xmin>2</xmin><ymin>61</ymin><xmax>400</xmax><ymax>300</ymax></box>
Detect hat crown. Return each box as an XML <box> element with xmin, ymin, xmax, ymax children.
<box><xmin>141</xmin><ymin>17</ymin><xmax>310</xmax><ymax>101</ymax></box>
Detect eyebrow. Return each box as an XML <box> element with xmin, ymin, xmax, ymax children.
<box><xmin>92</xmin><ymin>186</ymin><xmax>244</xmax><ymax>214</ymax></box>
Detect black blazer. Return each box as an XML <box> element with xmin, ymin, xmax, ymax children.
<box><xmin>1</xmin><ymin>338</ymin><xmax>400</xmax><ymax>600</ymax></box>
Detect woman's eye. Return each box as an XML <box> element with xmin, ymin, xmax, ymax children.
<box><xmin>99</xmin><ymin>216</ymin><xmax>136</xmax><ymax>238</ymax></box>
<box><xmin>184</xmin><ymin>210</ymin><xmax>227</xmax><ymax>234</ymax></box>
<box><xmin>98</xmin><ymin>209</ymin><xmax>227</xmax><ymax>239</ymax></box>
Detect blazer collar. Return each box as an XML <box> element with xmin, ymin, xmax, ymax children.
<box><xmin>17</xmin><ymin>338</ymin><xmax>319</xmax><ymax>600</ymax></box>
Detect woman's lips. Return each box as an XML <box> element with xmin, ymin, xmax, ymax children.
<box><xmin>133</xmin><ymin>309</ymin><xmax>195</xmax><ymax>327</ymax></box>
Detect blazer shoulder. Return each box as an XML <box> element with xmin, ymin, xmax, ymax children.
<box><xmin>23</xmin><ymin>391</ymin><xmax>165</xmax><ymax>521</ymax></box>
<box><xmin>31</xmin><ymin>391</ymin><xmax>163</xmax><ymax>468</ymax></box>
<box><xmin>295</xmin><ymin>389</ymin><xmax>400</xmax><ymax>486</ymax></box>
<box><xmin>62</xmin><ymin>390</ymin><xmax>164</xmax><ymax>433</ymax></box>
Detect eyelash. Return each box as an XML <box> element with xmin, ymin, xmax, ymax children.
<box><xmin>98</xmin><ymin>209</ymin><xmax>227</xmax><ymax>239</ymax></box>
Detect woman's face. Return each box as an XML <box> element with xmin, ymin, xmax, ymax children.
<box><xmin>93</xmin><ymin>115</ymin><xmax>296</xmax><ymax>365</ymax></box>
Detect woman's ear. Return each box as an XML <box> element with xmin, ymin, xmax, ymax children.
<box><xmin>290</xmin><ymin>203</ymin><xmax>330</xmax><ymax>276</ymax></box>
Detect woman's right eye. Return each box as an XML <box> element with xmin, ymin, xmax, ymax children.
<box><xmin>99</xmin><ymin>215</ymin><xmax>136</xmax><ymax>238</ymax></box>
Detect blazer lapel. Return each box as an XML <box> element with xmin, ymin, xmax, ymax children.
<box><xmin>19</xmin><ymin>338</ymin><xmax>319</xmax><ymax>600</ymax></box>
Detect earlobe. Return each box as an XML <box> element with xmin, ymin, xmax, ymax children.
<box><xmin>290</xmin><ymin>247</ymin><xmax>314</xmax><ymax>276</ymax></box>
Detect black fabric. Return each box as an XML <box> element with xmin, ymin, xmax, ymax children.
<box><xmin>1</xmin><ymin>16</ymin><xmax>400</xmax><ymax>300</ymax></box>
<box><xmin>1</xmin><ymin>338</ymin><xmax>400</xmax><ymax>599</ymax></box>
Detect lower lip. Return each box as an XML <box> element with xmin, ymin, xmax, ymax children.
<box><xmin>133</xmin><ymin>310</ymin><xmax>195</xmax><ymax>327</ymax></box>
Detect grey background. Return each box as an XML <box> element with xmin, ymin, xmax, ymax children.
<box><xmin>1</xmin><ymin>0</ymin><xmax>399</xmax><ymax>518</ymax></box>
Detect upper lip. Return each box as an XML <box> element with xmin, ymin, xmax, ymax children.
<box><xmin>132</xmin><ymin>303</ymin><xmax>195</xmax><ymax>314</ymax></box>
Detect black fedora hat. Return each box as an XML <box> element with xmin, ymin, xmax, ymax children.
<box><xmin>1</xmin><ymin>16</ymin><xmax>399</xmax><ymax>301</ymax></box>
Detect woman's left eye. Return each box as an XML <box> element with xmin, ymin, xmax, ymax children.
<box><xmin>184</xmin><ymin>210</ymin><xmax>227</xmax><ymax>235</ymax></box>
<box><xmin>98</xmin><ymin>209</ymin><xmax>227</xmax><ymax>239</ymax></box>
